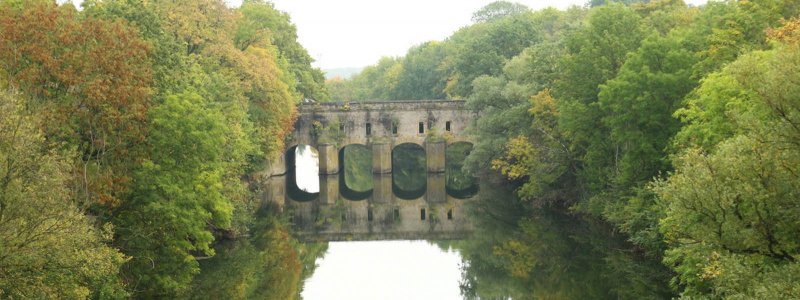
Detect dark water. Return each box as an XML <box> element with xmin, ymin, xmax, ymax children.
<box><xmin>191</xmin><ymin>144</ymin><xmax>673</xmax><ymax>299</ymax></box>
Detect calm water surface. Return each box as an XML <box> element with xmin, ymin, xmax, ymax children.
<box><xmin>192</xmin><ymin>143</ymin><xmax>674</xmax><ymax>299</ymax></box>
<box><xmin>301</xmin><ymin>241</ymin><xmax>462</xmax><ymax>300</ymax></box>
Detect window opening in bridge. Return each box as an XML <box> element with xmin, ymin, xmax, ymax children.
<box><xmin>420</xmin><ymin>208</ymin><xmax>426</xmax><ymax>221</ymax></box>
<box><xmin>419</xmin><ymin>122</ymin><xmax>424</xmax><ymax>134</ymax></box>
<box><xmin>446</xmin><ymin>121</ymin><xmax>451</xmax><ymax>132</ymax></box>
<box><xmin>366</xmin><ymin>123</ymin><xmax>372</xmax><ymax>136</ymax></box>
<box><xmin>368</xmin><ymin>208</ymin><xmax>373</xmax><ymax>222</ymax></box>
<box><xmin>447</xmin><ymin>209</ymin><xmax>453</xmax><ymax>220</ymax></box>
<box><xmin>393</xmin><ymin>208</ymin><xmax>400</xmax><ymax>220</ymax></box>
<box><xmin>392</xmin><ymin>123</ymin><xmax>398</xmax><ymax>135</ymax></box>
<box><xmin>339</xmin><ymin>123</ymin><xmax>344</xmax><ymax>132</ymax></box>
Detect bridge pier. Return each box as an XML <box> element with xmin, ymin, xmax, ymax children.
<box><xmin>425</xmin><ymin>140</ymin><xmax>445</xmax><ymax>173</ymax></box>
<box><xmin>372</xmin><ymin>174</ymin><xmax>392</xmax><ymax>203</ymax></box>
<box><xmin>425</xmin><ymin>173</ymin><xmax>446</xmax><ymax>203</ymax></box>
<box><xmin>318</xmin><ymin>143</ymin><xmax>339</xmax><ymax>175</ymax></box>
<box><xmin>372</xmin><ymin>142</ymin><xmax>392</xmax><ymax>174</ymax></box>
<box><xmin>319</xmin><ymin>174</ymin><xmax>339</xmax><ymax>204</ymax></box>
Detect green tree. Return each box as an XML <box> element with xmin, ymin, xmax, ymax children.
<box><xmin>554</xmin><ymin>3</ymin><xmax>645</xmax><ymax>209</ymax></box>
<box><xmin>0</xmin><ymin>91</ymin><xmax>127</xmax><ymax>299</ymax></box>
<box><xmin>393</xmin><ymin>41</ymin><xmax>448</xmax><ymax>100</ymax></box>
<box><xmin>443</xmin><ymin>10</ymin><xmax>543</xmax><ymax>97</ymax></box>
<box><xmin>236</xmin><ymin>0</ymin><xmax>329</xmax><ymax>101</ymax></box>
<box><xmin>656</xmin><ymin>22</ymin><xmax>800</xmax><ymax>297</ymax></box>
<box><xmin>595</xmin><ymin>32</ymin><xmax>697</xmax><ymax>252</ymax></box>
<box><xmin>115</xmin><ymin>93</ymin><xmax>232</xmax><ymax>297</ymax></box>
<box><xmin>471</xmin><ymin>1</ymin><xmax>531</xmax><ymax>23</ymax></box>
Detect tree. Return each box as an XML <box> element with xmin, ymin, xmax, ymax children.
<box><xmin>0</xmin><ymin>91</ymin><xmax>127</xmax><ymax>299</ymax></box>
<box><xmin>471</xmin><ymin>1</ymin><xmax>531</xmax><ymax>23</ymax></box>
<box><xmin>394</xmin><ymin>41</ymin><xmax>447</xmax><ymax>100</ymax></box>
<box><xmin>554</xmin><ymin>3</ymin><xmax>645</xmax><ymax>208</ymax></box>
<box><xmin>443</xmin><ymin>11</ymin><xmax>543</xmax><ymax>97</ymax></box>
<box><xmin>656</xmin><ymin>22</ymin><xmax>800</xmax><ymax>297</ymax></box>
<box><xmin>598</xmin><ymin>32</ymin><xmax>697</xmax><ymax>190</ymax></box>
<box><xmin>0</xmin><ymin>1</ymin><xmax>152</xmax><ymax>209</ymax></box>
<box><xmin>236</xmin><ymin>0</ymin><xmax>329</xmax><ymax>101</ymax></box>
<box><xmin>115</xmin><ymin>92</ymin><xmax>232</xmax><ymax>297</ymax></box>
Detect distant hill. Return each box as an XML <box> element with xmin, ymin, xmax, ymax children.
<box><xmin>324</xmin><ymin>68</ymin><xmax>362</xmax><ymax>80</ymax></box>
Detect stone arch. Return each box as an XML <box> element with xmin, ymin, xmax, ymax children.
<box><xmin>392</xmin><ymin>143</ymin><xmax>426</xmax><ymax>200</ymax></box>
<box><xmin>338</xmin><ymin>144</ymin><xmax>373</xmax><ymax>201</ymax></box>
<box><xmin>285</xmin><ymin>144</ymin><xmax>319</xmax><ymax>202</ymax></box>
<box><xmin>445</xmin><ymin>141</ymin><xmax>478</xmax><ymax>199</ymax></box>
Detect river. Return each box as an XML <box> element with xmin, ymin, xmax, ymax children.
<box><xmin>190</xmin><ymin>144</ymin><xmax>674</xmax><ymax>299</ymax></box>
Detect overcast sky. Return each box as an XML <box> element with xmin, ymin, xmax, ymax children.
<box><xmin>236</xmin><ymin>0</ymin><xmax>708</xmax><ymax>70</ymax></box>
<box><xmin>265</xmin><ymin>0</ymin><xmax>590</xmax><ymax>69</ymax></box>
<box><xmin>63</xmin><ymin>0</ymin><xmax>707</xmax><ymax>70</ymax></box>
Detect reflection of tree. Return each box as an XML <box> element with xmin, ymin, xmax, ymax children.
<box><xmin>342</xmin><ymin>145</ymin><xmax>373</xmax><ymax>192</ymax></box>
<box><xmin>190</xmin><ymin>206</ymin><xmax>328</xmax><ymax>299</ymax></box>
<box><xmin>446</xmin><ymin>142</ymin><xmax>478</xmax><ymax>197</ymax></box>
<box><xmin>392</xmin><ymin>144</ymin><xmax>427</xmax><ymax>192</ymax></box>
<box><xmin>456</xmin><ymin>177</ymin><xmax>673</xmax><ymax>299</ymax></box>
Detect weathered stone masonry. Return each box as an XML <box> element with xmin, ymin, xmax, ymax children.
<box><xmin>285</xmin><ymin>100</ymin><xmax>475</xmax><ymax>175</ymax></box>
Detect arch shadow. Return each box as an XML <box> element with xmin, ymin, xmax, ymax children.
<box><xmin>286</xmin><ymin>145</ymin><xmax>319</xmax><ymax>202</ymax></box>
<box><xmin>338</xmin><ymin>144</ymin><xmax>373</xmax><ymax>201</ymax></box>
<box><xmin>392</xmin><ymin>143</ymin><xmax>426</xmax><ymax>200</ymax></box>
<box><xmin>445</xmin><ymin>141</ymin><xmax>478</xmax><ymax>199</ymax></box>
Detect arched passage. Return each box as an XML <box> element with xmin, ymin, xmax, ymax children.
<box><xmin>446</xmin><ymin>141</ymin><xmax>478</xmax><ymax>199</ymax></box>
<box><xmin>338</xmin><ymin>144</ymin><xmax>373</xmax><ymax>200</ymax></box>
<box><xmin>286</xmin><ymin>144</ymin><xmax>319</xmax><ymax>202</ymax></box>
<box><xmin>392</xmin><ymin>143</ymin><xmax>426</xmax><ymax>200</ymax></box>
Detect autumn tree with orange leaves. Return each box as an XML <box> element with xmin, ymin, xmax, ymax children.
<box><xmin>0</xmin><ymin>2</ymin><xmax>152</xmax><ymax>210</ymax></box>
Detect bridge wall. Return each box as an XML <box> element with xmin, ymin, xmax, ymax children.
<box><xmin>285</xmin><ymin>100</ymin><xmax>475</xmax><ymax>175</ymax></box>
<box><xmin>264</xmin><ymin>174</ymin><xmax>473</xmax><ymax>242</ymax></box>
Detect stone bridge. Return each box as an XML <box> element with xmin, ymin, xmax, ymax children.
<box><xmin>263</xmin><ymin>174</ymin><xmax>473</xmax><ymax>241</ymax></box>
<box><xmin>286</xmin><ymin>100</ymin><xmax>475</xmax><ymax>175</ymax></box>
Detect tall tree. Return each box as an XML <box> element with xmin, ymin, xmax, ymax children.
<box><xmin>656</xmin><ymin>20</ymin><xmax>800</xmax><ymax>298</ymax></box>
<box><xmin>554</xmin><ymin>3</ymin><xmax>644</xmax><ymax>204</ymax></box>
<box><xmin>0</xmin><ymin>91</ymin><xmax>127</xmax><ymax>299</ymax></box>
<box><xmin>0</xmin><ymin>1</ymin><xmax>152</xmax><ymax>210</ymax></box>
<box><xmin>115</xmin><ymin>92</ymin><xmax>232</xmax><ymax>297</ymax></box>
<box><xmin>236</xmin><ymin>0</ymin><xmax>329</xmax><ymax>101</ymax></box>
<box><xmin>471</xmin><ymin>1</ymin><xmax>531</xmax><ymax>23</ymax></box>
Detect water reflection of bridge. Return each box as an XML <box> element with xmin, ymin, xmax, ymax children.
<box><xmin>264</xmin><ymin>174</ymin><xmax>473</xmax><ymax>241</ymax></box>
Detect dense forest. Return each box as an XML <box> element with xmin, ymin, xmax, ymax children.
<box><xmin>330</xmin><ymin>0</ymin><xmax>800</xmax><ymax>298</ymax></box>
<box><xmin>0</xmin><ymin>0</ymin><xmax>326</xmax><ymax>298</ymax></box>
<box><xmin>3</xmin><ymin>0</ymin><xmax>800</xmax><ymax>298</ymax></box>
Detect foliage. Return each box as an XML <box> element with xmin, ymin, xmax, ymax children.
<box><xmin>392</xmin><ymin>144</ymin><xmax>427</xmax><ymax>194</ymax></box>
<box><xmin>113</xmin><ymin>93</ymin><xmax>231</xmax><ymax>297</ymax></box>
<box><xmin>445</xmin><ymin>142</ymin><xmax>477</xmax><ymax>195</ymax></box>
<box><xmin>471</xmin><ymin>1</ymin><xmax>531</xmax><ymax>23</ymax></box>
<box><xmin>237</xmin><ymin>0</ymin><xmax>329</xmax><ymax>101</ymax></box>
<box><xmin>1</xmin><ymin>0</ymin><xmax>311</xmax><ymax>295</ymax></box>
<box><xmin>189</xmin><ymin>208</ymin><xmax>322</xmax><ymax>300</ymax></box>
<box><xmin>339</xmin><ymin>1</ymin><xmax>800</xmax><ymax>297</ymax></box>
<box><xmin>327</xmin><ymin>6</ymin><xmax>564</xmax><ymax>100</ymax></box>
<box><xmin>0</xmin><ymin>1</ymin><xmax>152</xmax><ymax>209</ymax></box>
<box><xmin>342</xmin><ymin>145</ymin><xmax>373</xmax><ymax>192</ymax></box>
<box><xmin>456</xmin><ymin>178</ymin><xmax>674</xmax><ymax>299</ymax></box>
<box><xmin>0</xmin><ymin>91</ymin><xmax>127</xmax><ymax>299</ymax></box>
<box><xmin>656</xmin><ymin>27</ymin><xmax>800</xmax><ymax>297</ymax></box>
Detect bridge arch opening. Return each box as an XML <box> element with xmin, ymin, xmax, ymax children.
<box><xmin>446</xmin><ymin>141</ymin><xmax>478</xmax><ymax>199</ymax></box>
<box><xmin>392</xmin><ymin>143</ymin><xmax>426</xmax><ymax>200</ymax></box>
<box><xmin>338</xmin><ymin>144</ymin><xmax>373</xmax><ymax>200</ymax></box>
<box><xmin>286</xmin><ymin>144</ymin><xmax>319</xmax><ymax>202</ymax></box>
